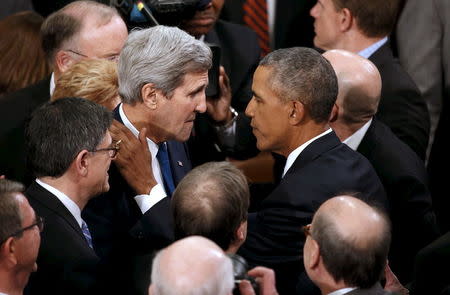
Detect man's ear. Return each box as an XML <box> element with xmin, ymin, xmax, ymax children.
<box><xmin>308</xmin><ymin>239</ymin><xmax>321</xmax><ymax>270</ymax></box>
<box><xmin>329</xmin><ymin>103</ymin><xmax>339</xmax><ymax>122</ymax></box>
<box><xmin>236</xmin><ymin>221</ymin><xmax>247</xmax><ymax>242</ymax></box>
<box><xmin>288</xmin><ymin>101</ymin><xmax>305</xmax><ymax>125</ymax></box>
<box><xmin>1</xmin><ymin>237</ymin><xmax>18</xmax><ymax>266</ymax></box>
<box><xmin>339</xmin><ymin>8</ymin><xmax>353</xmax><ymax>32</ymax></box>
<box><xmin>54</xmin><ymin>50</ymin><xmax>76</xmax><ymax>73</ymax></box>
<box><xmin>74</xmin><ymin>150</ymin><xmax>90</xmax><ymax>177</ymax></box>
<box><xmin>141</xmin><ymin>83</ymin><xmax>157</xmax><ymax>110</ymax></box>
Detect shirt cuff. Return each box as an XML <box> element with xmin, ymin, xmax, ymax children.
<box><xmin>134</xmin><ymin>184</ymin><xmax>167</xmax><ymax>214</ymax></box>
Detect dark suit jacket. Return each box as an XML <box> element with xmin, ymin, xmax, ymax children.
<box><xmin>368</xmin><ymin>43</ymin><xmax>430</xmax><ymax>161</ymax></box>
<box><xmin>0</xmin><ymin>76</ymin><xmax>50</xmax><ymax>184</ymax></box>
<box><xmin>82</xmin><ymin>105</ymin><xmax>191</xmax><ymax>294</ymax></box>
<box><xmin>410</xmin><ymin>231</ymin><xmax>450</xmax><ymax>295</ymax></box>
<box><xmin>25</xmin><ymin>181</ymin><xmax>101</xmax><ymax>295</ymax></box>
<box><xmin>239</xmin><ymin>131</ymin><xmax>388</xmax><ymax>295</ymax></box>
<box><xmin>189</xmin><ymin>20</ymin><xmax>259</xmax><ymax>165</ymax></box>
<box><xmin>220</xmin><ymin>0</ymin><xmax>316</xmax><ymax>49</ymax></box>
<box><xmin>357</xmin><ymin>119</ymin><xmax>439</xmax><ymax>282</ymax></box>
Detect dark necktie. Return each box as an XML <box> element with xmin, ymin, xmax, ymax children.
<box><xmin>243</xmin><ymin>0</ymin><xmax>270</xmax><ymax>56</ymax></box>
<box><xmin>156</xmin><ymin>142</ymin><xmax>175</xmax><ymax>196</ymax></box>
<box><xmin>81</xmin><ymin>221</ymin><xmax>93</xmax><ymax>250</ymax></box>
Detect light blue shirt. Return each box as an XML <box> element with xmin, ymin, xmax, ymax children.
<box><xmin>358</xmin><ymin>37</ymin><xmax>388</xmax><ymax>59</ymax></box>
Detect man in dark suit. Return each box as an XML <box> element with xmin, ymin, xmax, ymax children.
<box><xmin>0</xmin><ymin>179</ymin><xmax>41</xmax><ymax>295</ymax></box>
<box><xmin>23</xmin><ymin>97</ymin><xmax>115</xmax><ymax>294</ymax></box>
<box><xmin>304</xmin><ymin>195</ymin><xmax>393</xmax><ymax>295</ymax></box>
<box><xmin>220</xmin><ymin>0</ymin><xmax>316</xmax><ymax>50</ymax></box>
<box><xmin>82</xmin><ymin>25</ymin><xmax>212</xmax><ymax>294</ymax></box>
<box><xmin>0</xmin><ymin>1</ymin><xmax>128</xmax><ymax>184</ymax></box>
<box><xmin>310</xmin><ymin>0</ymin><xmax>430</xmax><ymax>161</ymax></box>
<box><xmin>325</xmin><ymin>49</ymin><xmax>439</xmax><ymax>283</ymax></box>
<box><xmin>238</xmin><ymin>47</ymin><xmax>387</xmax><ymax>294</ymax></box>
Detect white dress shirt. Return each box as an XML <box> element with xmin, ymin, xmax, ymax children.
<box><xmin>35</xmin><ymin>179</ymin><xmax>83</xmax><ymax>228</ymax></box>
<box><xmin>282</xmin><ymin>128</ymin><xmax>333</xmax><ymax>177</ymax></box>
<box><xmin>328</xmin><ymin>287</ymin><xmax>358</xmax><ymax>295</ymax></box>
<box><xmin>119</xmin><ymin>104</ymin><xmax>167</xmax><ymax>214</ymax></box>
<box><xmin>342</xmin><ymin>119</ymin><xmax>372</xmax><ymax>151</ymax></box>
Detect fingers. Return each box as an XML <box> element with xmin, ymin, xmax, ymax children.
<box><xmin>239</xmin><ymin>280</ymin><xmax>256</xmax><ymax>295</ymax></box>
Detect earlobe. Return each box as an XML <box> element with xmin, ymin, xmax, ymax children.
<box><xmin>340</xmin><ymin>8</ymin><xmax>353</xmax><ymax>32</ymax></box>
<box><xmin>2</xmin><ymin>237</ymin><xmax>18</xmax><ymax>265</ymax></box>
<box><xmin>55</xmin><ymin>50</ymin><xmax>75</xmax><ymax>73</ymax></box>
<box><xmin>75</xmin><ymin>150</ymin><xmax>89</xmax><ymax>177</ymax></box>
<box><xmin>310</xmin><ymin>239</ymin><xmax>321</xmax><ymax>269</ymax></box>
<box><xmin>141</xmin><ymin>83</ymin><xmax>157</xmax><ymax>110</ymax></box>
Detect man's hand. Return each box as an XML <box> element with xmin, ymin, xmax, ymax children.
<box><xmin>109</xmin><ymin>120</ymin><xmax>157</xmax><ymax>195</ymax></box>
<box><xmin>238</xmin><ymin>266</ymin><xmax>279</xmax><ymax>295</ymax></box>
<box><xmin>206</xmin><ymin>66</ymin><xmax>233</xmax><ymax>124</ymax></box>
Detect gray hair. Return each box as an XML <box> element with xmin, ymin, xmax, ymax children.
<box><xmin>118</xmin><ymin>25</ymin><xmax>212</xmax><ymax>104</ymax></box>
<box><xmin>0</xmin><ymin>179</ymin><xmax>25</xmax><ymax>243</ymax></box>
<box><xmin>151</xmin><ymin>248</ymin><xmax>234</xmax><ymax>295</ymax></box>
<box><xmin>260</xmin><ymin>47</ymin><xmax>338</xmax><ymax>123</ymax></box>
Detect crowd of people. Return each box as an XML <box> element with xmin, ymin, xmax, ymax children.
<box><xmin>0</xmin><ymin>0</ymin><xmax>449</xmax><ymax>295</ymax></box>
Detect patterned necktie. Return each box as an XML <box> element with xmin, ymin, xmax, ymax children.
<box><xmin>156</xmin><ymin>142</ymin><xmax>175</xmax><ymax>196</ymax></box>
<box><xmin>81</xmin><ymin>221</ymin><xmax>93</xmax><ymax>250</ymax></box>
<box><xmin>243</xmin><ymin>0</ymin><xmax>270</xmax><ymax>56</ymax></box>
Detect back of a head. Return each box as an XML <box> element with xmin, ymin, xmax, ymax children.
<box><xmin>312</xmin><ymin>196</ymin><xmax>391</xmax><ymax>288</ymax></box>
<box><xmin>259</xmin><ymin>47</ymin><xmax>338</xmax><ymax>123</ymax></box>
<box><xmin>41</xmin><ymin>1</ymin><xmax>121</xmax><ymax>65</ymax></box>
<box><xmin>172</xmin><ymin>162</ymin><xmax>249</xmax><ymax>251</ymax></box>
<box><xmin>150</xmin><ymin>236</ymin><xmax>234</xmax><ymax>295</ymax></box>
<box><xmin>323</xmin><ymin>49</ymin><xmax>381</xmax><ymax>124</ymax></box>
<box><xmin>26</xmin><ymin>97</ymin><xmax>112</xmax><ymax>178</ymax></box>
<box><xmin>0</xmin><ymin>11</ymin><xmax>51</xmax><ymax>96</ymax></box>
<box><xmin>331</xmin><ymin>0</ymin><xmax>402</xmax><ymax>37</ymax></box>
<box><xmin>51</xmin><ymin>59</ymin><xmax>119</xmax><ymax>110</ymax></box>
<box><xmin>118</xmin><ymin>25</ymin><xmax>212</xmax><ymax>104</ymax></box>
<box><xmin>0</xmin><ymin>179</ymin><xmax>25</xmax><ymax>248</ymax></box>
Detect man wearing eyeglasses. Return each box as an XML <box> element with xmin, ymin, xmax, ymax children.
<box><xmin>303</xmin><ymin>195</ymin><xmax>392</xmax><ymax>295</ymax></box>
<box><xmin>0</xmin><ymin>0</ymin><xmax>128</xmax><ymax>185</ymax></box>
<box><xmin>0</xmin><ymin>179</ymin><xmax>41</xmax><ymax>295</ymax></box>
<box><xmin>23</xmin><ymin>97</ymin><xmax>115</xmax><ymax>295</ymax></box>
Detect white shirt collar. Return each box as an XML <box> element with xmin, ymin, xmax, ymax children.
<box><xmin>358</xmin><ymin>37</ymin><xmax>388</xmax><ymax>59</ymax></box>
<box><xmin>35</xmin><ymin>178</ymin><xmax>83</xmax><ymax>228</ymax></box>
<box><xmin>282</xmin><ymin>128</ymin><xmax>333</xmax><ymax>177</ymax></box>
<box><xmin>49</xmin><ymin>72</ymin><xmax>56</xmax><ymax>97</ymax></box>
<box><xmin>342</xmin><ymin>119</ymin><xmax>372</xmax><ymax>151</ymax></box>
<box><xmin>328</xmin><ymin>287</ymin><xmax>358</xmax><ymax>295</ymax></box>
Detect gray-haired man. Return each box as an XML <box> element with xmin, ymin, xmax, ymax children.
<box><xmin>83</xmin><ymin>25</ymin><xmax>212</xmax><ymax>294</ymax></box>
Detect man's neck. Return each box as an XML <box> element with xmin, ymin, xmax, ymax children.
<box><xmin>0</xmin><ymin>272</ymin><xmax>22</xmax><ymax>295</ymax></box>
<box><xmin>39</xmin><ymin>176</ymin><xmax>87</xmax><ymax>210</ymax></box>
<box><xmin>334</xmin><ymin>32</ymin><xmax>385</xmax><ymax>54</ymax></box>
<box><xmin>282</xmin><ymin>123</ymin><xmax>331</xmax><ymax>157</ymax></box>
<box><xmin>331</xmin><ymin>121</ymin><xmax>365</xmax><ymax>142</ymax></box>
<box><xmin>122</xmin><ymin>103</ymin><xmax>166</xmax><ymax>144</ymax></box>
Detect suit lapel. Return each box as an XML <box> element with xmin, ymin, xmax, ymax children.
<box><xmin>286</xmin><ymin>131</ymin><xmax>342</xmax><ymax>176</ymax></box>
<box><xmin>26</xmin><ymin>181</ymin><xmax>85</xmax><ymax>240</ymax></box>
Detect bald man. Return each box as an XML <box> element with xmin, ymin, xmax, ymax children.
<box><xmin>303</xmin><ymin>196</ymin><xmax>391</xmax><ymax>295</ymax></box>
<box><xmin>325</xmin><ymin>50</ymin><xmax>439</xmax><ymax>282</ymax></box>
<box><xmin>149</xmin><ymin>236</ymin><xmax>233</xmax><ymax>295</ymax></box>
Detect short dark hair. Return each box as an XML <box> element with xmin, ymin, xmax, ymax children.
<box><xmin>172</xmin><ymin>162</ymin><xmax>249</xmax><ymax>250</ymax></box>
<box><xmin>331</xmin><ymin>0</ymin><xmax>401</xmax><ymax>37</ymax></box>
<box><xmin>26</xmin><ymin>97</ymin><xmax>113</xmax><ymax>178</ymax></box>
<box><xmin>41</xmin><ymin>1</ymin><xmax>120</xmax><ymax>64</ymax></box>
<box><xmin>260</xmin><ymin>47</ymin><xmax>338</xmax><ymax>123</ymax></box>
<box><xmin>311</xmin><ymin>205</ymin><xmax>391</xmax><ymax>288</ymax></box>
<box><xmin>0</xmin><ymin>179</ymin><xmax>25</xmax><ymax>244</ymax></box>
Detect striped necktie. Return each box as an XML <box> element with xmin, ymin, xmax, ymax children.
<box><xmin>81</xmin><ymin>221</ymin><xmax>93</xmax><ymax>250</ymax></box>
<box><xmin>243</xmin><ymin>0</ymin><xmax>270</xmax><ymax>56</ymax></box>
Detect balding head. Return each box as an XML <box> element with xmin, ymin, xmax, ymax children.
<box><xmin>324</xmin><ymin>50</ymin><xmax>381</xmax><ymax>126</ymax></box>
<box><xmin>305</xmin><ymin>196</ymin><xmax>390</xmax><ymax>290</ymax></box>
<box><xmin>150</xmin><ymin>236</ymin><xmax>234</xmax><ymax>295</ymax></box>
